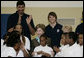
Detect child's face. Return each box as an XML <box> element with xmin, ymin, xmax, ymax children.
<box><xmin>65</xmin><ymin>34</ymin><xmax>70</xmax><ymax>44</ymax></box>
<box><xmin>36</xmin><ymin>28</ymin><xmax>44</xmax><ymax>36</ymax></box>
<box><xmin>40</xmin><ymin>37</ymin><xmax>46</xmax><ymax>46</ymax></box>
<box><xmin>48</xmin><ymin>15</ymin><xmax>56</xmax><ymax>24</ymax></box>
<box><xmin>14</xmin><ymin>42</ymin><xmax>21</xmax><ymax>52</ymax></box>
<box><xmin>78</xmin><ymin>34</ymin><xmax>83</xmax><ymax>45</ymax></box>
<box><xmin>60</xmin><ymin>35</ymin><xmax>66</xmax><ymax>45</ymax></box>
<box><xmin>15</xmin><ymin>25</ymin><xmax>22</xmax><ymax>34</ymax></box>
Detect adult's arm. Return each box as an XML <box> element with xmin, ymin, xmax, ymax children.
<box><xmin>26</xmin><ymin>15</ymin><xmax>35</xmax><ymax>36</ymax></box>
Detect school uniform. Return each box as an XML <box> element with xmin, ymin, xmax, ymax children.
<box><xmin>1</xmin><ymin>39</ymin><xmax>4</xmax><ymax>46</ymax></box>
<box><xmin>45</xmin><ymin>23</ymin><xmax>63</xmax><ymax>47</ymax></box>
<box><xmin>63</xmin><ymin>43</ymin><xmax>82</xmax><ymax>57</ymax></box>
<box><xmin>31</xmin><ymin>36</ymin><xmax>51</xmax><ymax>53</ymax></box>
<box><xmin>33</xmin><ymin>45</ymin><xmax>53</xmax><ymax>57</ymax></box>
<box><xmin>79</xmin><ymin>45</ymin><xmax>83</xmax><ymax>57</ymax></box>
<box><xmin>55</xmin><ymin>44</ymin><xmax>69</xmax><ymax>57</ymax></box>
<box><xmin>17</xmin><ymin>36</ymin><xmax>30</xmax><ymax>57</ymax></box>
<box><xmin>1</xmin><ymin>47</ymin><xmax>16</xmax><ymax>57</ymax></box>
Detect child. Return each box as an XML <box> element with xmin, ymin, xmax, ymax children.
<box><xmin>54</xmin><ymin>33</ymin><xmax>70</xmax><ymax>57</ymax></box>
<box><xmin>14</xmin><ymin>24</ymin><xmax>30</xmax><ymax>57</ymax></box>
<box><xmin>1</xmin><ymin>31</ymin><xmax>21</xmax><ymax>57</ymax></box>
<box><xmin>31</xmin><ymin>24</ymin><xmax>51</xmax><ymax>53</ymax></box>
<box><xmin>63</xmin><ymin>32</ymin><xmax>82</xmax><ymax>57</ymax></box>
<box><xmin>32</xmin><ymin>34</ymin><xmax>54</xmax><ymax>57</ymax></box>
<box><xmin>78</xmin><ymin>33</ymin><xmax>83</xmax><ymax>57</ymax></box>
<box><xmin>60</xmin><ymin>26</ymin><xmax>72</xmax><ymax>46</ymax></box>
<box><xmin>62</xmin><ymin>26</ymin><xmax>72</xmax><ymax>33</ymax></box>
<box><xmin>1</xmin><ymin>32</ymin><xmax>11</xmax><ymax>54</ymax></box>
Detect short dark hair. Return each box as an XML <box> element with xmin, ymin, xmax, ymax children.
<box><xmin>6</xmin><ymin>31</ymin><xmax>21</xmax><ymax>47</ymax></box>
<box><xmin>48</xmin><ymin>12</ymin><xmax>57</xmax><ymax>20</ymax></box>
<box><xmin>16</xmin><ymin>1</ymin><xmax>25</xmax><ymax>7</ymax></box>
<box><xmin>40</xmin><ymin>34</ymin><xmax>47</xmax><ymax>40</ymax></box>
<box><xmin>68</xmin><ymin>32</ymin><xmax>78</xmax><ymax>42</ymax></box>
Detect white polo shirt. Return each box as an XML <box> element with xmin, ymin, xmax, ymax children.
<box><xmin>55</xmin><ymin>44</ymin><xmax>69</xmax><ymax>57</ymax></box>
<box><xmin>17</xmin><ymin>36</ymin><xmax>30</xmax><ymax>57</ymax></box>
<box><xmin>33</xmin><ymin>45</ymin><xmax>53</xmax><ymax>57</ymax></box>
<box><xmin>63</xmin><ymin>43</ymin><xmax>82</xmax><ymax>57</ymax></box>
<box><xmin>1</xmin><ymin>47</ymin><xmax>16</xmax><ymax>57</ymax></box>
<box><xmin>1</xmin><ymin>39</ymin><xmax>4</xmax><ymax>46</ymax></box>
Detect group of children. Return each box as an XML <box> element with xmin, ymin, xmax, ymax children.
<box><xmin>1</xmin><ymin>24</ymin><xmax>83</xmax><ymax>57</ymax></box>
<box><xmin>1</xmin><ymin>1</ymin><xmax>83</xmax><ymax>57</ymax></box>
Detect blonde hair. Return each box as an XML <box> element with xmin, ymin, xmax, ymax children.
<box><xmin>36</xmin><ymin>24</ymin><xmax>45</xmax><ymax>32</ymax></box>
<box><xmin>62</xmin><ymin>26</ymin><xmax>72</xmax><ymax>33</ymax></box>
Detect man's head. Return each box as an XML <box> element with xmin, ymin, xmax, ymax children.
<box><xmin>40</xmin><ymin>34</ymin><xmax>47</xmax><ymax>46</ymax></box>
<box><xmin>16</xmin><ymin>1</ymin><xmax>25</xmax><ymax>14</ymax></box>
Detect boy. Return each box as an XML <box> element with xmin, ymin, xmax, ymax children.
<box><xmin>32</xmin><ymin>34</ymin><xmax>54</xmax><ymax>57</ymax></box>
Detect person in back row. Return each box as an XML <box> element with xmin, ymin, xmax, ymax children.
<box><xmin>45</xmin><ymin>12</ymin><xmax>63</xmax><ymax>49</ymax></box>
<box><xmin>7</xmin><ymin>1</ymin><xmax>35</xmax><ymax>41</ymax></box>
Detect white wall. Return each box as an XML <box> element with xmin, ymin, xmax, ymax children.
<box><xmin>1</xmin><ymin>1</ymin><xmax>83</xmax><ymax>7</ymax></box>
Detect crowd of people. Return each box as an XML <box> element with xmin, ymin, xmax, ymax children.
<box><xmin>1</xmin><ymin>1</ymin><xmax>83</xmax><ymax>57</ymax></box>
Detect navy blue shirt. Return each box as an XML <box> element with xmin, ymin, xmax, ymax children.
<box><xmin>75</xmin><ymin>23</ymin><xmax>83</xmax><ymax>34</ymax></box>
<box><xmin>45</xmin><ymin>23</ymin><xmax>63</xmax><ymax>47</ymax></box>
<box><xmin>7</xmin><ymin>11</ymin><xmax>35</xmax><ymax>41</ymax></box>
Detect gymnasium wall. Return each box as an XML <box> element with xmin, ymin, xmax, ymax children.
<box><xmin>1</xmin><ymin>1</ymin><xmax>83</xmax><ymax>32</ymax></box>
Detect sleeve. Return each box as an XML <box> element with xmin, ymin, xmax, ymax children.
<box><xmin>25</xmin><ymin>36</ymin><xmax>30</xmax><ymax>50</ymax></box>
<box><xmin>47</xmin><ymin>48</ymin><xmax>54</xmax><ymax>57</ymax></box>
<box><xmin>54</xmin><ymin>52</ymin><xmax>63</xmax><ymax>57</ymax></box>
<box><xmin>34</xmin><ymin>47</ymin><xmax>37</xmax><ymax>52</ymax></box>
<box><xmin>7</xmin><ymin>48</ymin><xmax>16</xmax><ymax>57</ymax></box>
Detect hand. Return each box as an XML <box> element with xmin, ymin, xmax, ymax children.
<box><xmin>37</xmin><ymin>51</ymin><xmax>43</xmax><ymax>55</ymax></box>
<box><xmin>32</xmin><ymin>52</ymin><xmax>36</xmax><ymax>56</ymax></box>
<box><xmin>51</xmin><ymin>51</ymin><xmax>54</xmax><ymax>56</ymax></box>
<box><xmin>26</xmin><ymin>15</ymin><xmax>32</xmax><ymax>24</ymax></box>
<box><xmin>53</xmin><ymin>46</ymin><xmax>60</xmax><ymax>53</ymax></box>
<box><xmin>8</xmin><ymin>28</ymin><xmax>14</xmax><ymax>32</ymax></box>
<box><xmin>20</xmin><ymin>42</ymin><xmax>25</xmax><ymax>51</ymax></box>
